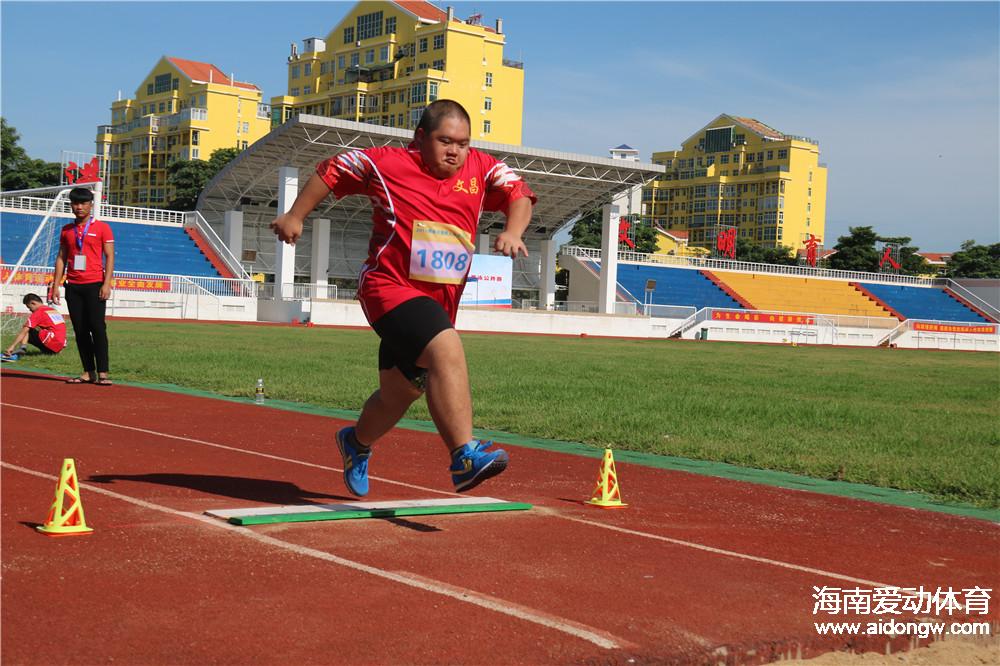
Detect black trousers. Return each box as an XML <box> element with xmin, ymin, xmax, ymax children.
<box><xmin>64</xmin><ymin>281</ymin><xmax>109</xmax><ymax>374</ymax></box>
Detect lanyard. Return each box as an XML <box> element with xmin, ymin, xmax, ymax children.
<box><xmin>74</xmin><ymin>217</ymin><xmax>94</xmax><ymax>252</ymax></box>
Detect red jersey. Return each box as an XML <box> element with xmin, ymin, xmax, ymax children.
<box><xmin>59</xmin><ymin>217</ymin><xmax>114</xmax><ymax>284</ymax></box>
<box><xmin>28</xmin><ymin>305</ymin><xmax>67</xmax><ymax>353</ymax></box>
<box><xmin>316</xmin><ymin>144</ymin><xmax>536</xmax><ymax>325</ymax></box>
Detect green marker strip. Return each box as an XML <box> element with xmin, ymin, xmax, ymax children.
<box><xmin>205</xmin><ymin>497</ymin><xmax>532</xmax><ymax>526</ymax></box>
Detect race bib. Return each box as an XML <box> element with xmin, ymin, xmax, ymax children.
<box><xmin>409</xmin><ymin>220</ymin><xmax>475</xmax><ymax>285</ymax></box>
<box><xmin>49</xmin><ymin>312</ymin><xmax>65</xmax><ymax>324</ymax></box>
<box><xmin>73</xmin><ymin>255</ymin><xmax>87</xmax><ymax>270</ymax></box>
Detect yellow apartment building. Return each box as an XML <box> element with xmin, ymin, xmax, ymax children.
<box><xmin>96</xmin><ymin>56</ymin><xmax>270</xmax><ymax>207</ymax></box>
<box><xmin>271</xmin><ymin>1</ymin><xmax>524</xmax><ymax>143</ymax></box>
<box><xmin>643</xmin><ymin>114</ymin><xmax>828</xmax><ymax>253</ymax></box>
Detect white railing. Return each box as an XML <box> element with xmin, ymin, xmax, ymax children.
<box><xmin>185</xmin><ymin>211</ymin><xmax>251</xmax><ymax>280</ymax></box>
<box><xmin>561</xmin><ymin>245</ymin><xmax>937</xmax><ymax>287</ymax></box>
<box><xmin>1</xmin><ymin>195</ymin><xmax>186</xmax><ymax>226</ymax></box>
<box><xmin>256</xmin><ymin>283</ymin><xmax>352</xmax><ymax>301</ymax></box>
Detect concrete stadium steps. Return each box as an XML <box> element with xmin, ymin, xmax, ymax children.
<box><xmin>857</xmin><ymin>282</ymin><xmax>993</xmax><ymax>323</ymax></box>
<box><xmin>711</xmin><ymin>272</ymin><xmax>896</xmax><ymax>318</ymax></box>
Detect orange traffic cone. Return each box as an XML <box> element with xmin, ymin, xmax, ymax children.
<box><xmin>587</xmin><ymin>448</ymin><xmax>628</xmax><ymax>509</ymax></box>
<box><xmin>37</xmin><ymin>459</ymin><xmax>93</xmax><ymax>537</ymax></box>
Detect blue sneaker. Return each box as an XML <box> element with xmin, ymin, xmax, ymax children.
<box><xmin>336</xmin><ymin>427</ymin><xmax>371</xmax><ymax>497</ymax></box>
<box><xmin>1</xmin><ymin>353</ymin><xmax>18</xmax><ymax>363</ymax></box>
<box><xmin>450</xmin><ymin>441</ymin><xmax>509</xmax><ymax>492</ymax></box>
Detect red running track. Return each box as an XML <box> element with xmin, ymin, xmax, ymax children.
<box><xmin>2</xmin><ymin>369</ymin><xmax>998</xmax><ymax>665</ymax></box>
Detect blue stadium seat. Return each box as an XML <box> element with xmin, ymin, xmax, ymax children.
<box><xmin>1</xmin><ymin>212</ymin><xmax>222</xmax><ymax>278</ymax></box>
<box><xmin>585</xmin><ymin>261</ymin><xmax>742</xmax><ymax>310</ymax></box>
<box><xmin>858</xmin><ymin>282</ymin><xmax>990</xmax><ymax>323</ymax></box>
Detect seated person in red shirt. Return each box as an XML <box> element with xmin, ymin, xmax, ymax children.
<box><xmin>2</xmin><ymin>293</ymin><xmax>68</xmax><ymax>361</ymax></box>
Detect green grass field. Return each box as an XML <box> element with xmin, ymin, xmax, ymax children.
<box><xmin>6</xmin><ymin>319</ymin><xmax>999</xmax><ymax>508</ymax></box>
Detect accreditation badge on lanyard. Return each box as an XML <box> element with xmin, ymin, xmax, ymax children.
<box><xmin>73</xmin><ymin>217</ymin><xmax>94</xmax><ymax>271</ymax></box>
<box><xmin>409</xmin><ymin>220</ymin><xmax>475</xmax><ymax>285</ymax></box>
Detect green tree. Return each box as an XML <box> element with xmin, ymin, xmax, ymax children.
<box><xmin>734</xmin><ymin>237</ymin><xmax>797</xmax><ymax>265</ymax></box>
<box><xmin>828</xmin><ymin>226</ymin><xmax>926</xmax><ymax>275</ymax></box>
<box><xmin>167</xmin><ymin>147</ymin><xmax>241</xmax><ymax>210</ymax></box>
<box><xmin>945</xmin><ymin>241</ymin><xmax>1000</xmax><ymax>278</ymax></box>
<box><xmin>568</xmin><ymin>208</ymin><xmax>657</xmax><ymax>254</ymax></box>
<box><xmin>1</xmin><ymin>118</ymin><xmax>61</xmax><ymax>190</ymax></box>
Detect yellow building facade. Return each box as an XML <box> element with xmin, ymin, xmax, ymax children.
<box><xmin>643</xmin><ymin>114</ymin><xmax>828</xmax><ymax>253</ymax></box>
<box><xmin>271</xmin><ymin>1</ymin><xmax>524</xmax><ymax>144</ymax></box>
<box><xmin>96</xmin><ymin>56</ymin><xmax>270</xmax><ymax>207</ymax></box>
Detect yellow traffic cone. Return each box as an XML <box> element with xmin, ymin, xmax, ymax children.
<box><xmin>36</xmin><ymin>459</ymin><xmax>93</xmax><ymax>537</ymax></box>
<box><xmin>587</xmin><ymin>448</ymin><xmax>628</xmax><ymax>509</ymax></box>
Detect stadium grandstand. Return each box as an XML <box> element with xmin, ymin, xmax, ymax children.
<box><xmin>2</xmin><ymin>116</ymin><xmax>997</xmax><ymax>351</ymax></box>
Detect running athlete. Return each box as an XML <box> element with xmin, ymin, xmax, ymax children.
<box><xmin>1</xmin><ymin>293</ymin><xmax>68</xmax><ymax>361</ymax></box>
<box><xmin>270</xmin><ymin>99</ymin><xmax>536</xmax><ymax>495</ymax></box>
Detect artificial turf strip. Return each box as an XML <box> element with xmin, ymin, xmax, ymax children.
<box><xmin>224</xmin><ymin>501</ymin><xmax>533</xmax><ymax>526</ymax></box>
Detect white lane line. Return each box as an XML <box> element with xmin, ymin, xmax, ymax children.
<box><xmin>2</xmin><ymin>461</ymin><xmax>626</xmax><ymax>651</ymax></box>
<box><xmin>542</xmin><ymin>510</ymin><xmax>896</xmax><ymax>589</ymax></box>
<box><xmin>0</xmin><ymin>402</ymin><xmax>914</xmax><ymax>592</ymax></box>
<box><xmin>2</xmin><ymin>402</ymin><xmax>455</xmax><ymax>497</ymax></box>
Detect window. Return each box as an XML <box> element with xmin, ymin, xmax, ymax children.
<box><xmin>411</xmin><ymin>83</ymin><xmax>427</xmax><ymax>103</ymax></box>
<box><xmin>807</xmin><ymin>203</ymin><xmax>811</xmax><ymax>212</ymax></box>
<box><xmin>172</xmin><ymin>78</ymin><xmax>179</xmax><ymax>91</ymax></box>
<box><xmin>291</xmin><ymin>65</ymin><xmax>300</xmax><ymax>78</ymax></box>
<box><xmin>304</xmin><ymin>63</ymin><xmax>312</xmax><ymax>76</ymax></box>
<box><xmin>767</xmin><ymin>150</ymin><xmax>773</xmax><ymax>160</ymax></box>
<box><xmin>409</xmin><ymin>107</ymin><xmax>424</xmax><ymax>128</ymax></box>
<box><xmin>433</xmin><ymin>34</ymin><xmax>444</xmax><ymax>49</ymax></box>
<box><xmin>343</xmin><ymin>26</ymin><xmax>354</xmax><ymax>44</ymax></box>
<box><xmin>808</xmin><ymin>171</ymin><xmax>813</xmax><ymax>182</ymax></box>
<box><xmin>432</xmin><ymin>59</ymin><xmax>445</xmax><ymax>70</ymax></box>
<box><xmin>365</xmin><ymin>49</ymin><xmax>375</xmax><ymax>64</ymax></box>
<box><xmin>720</xmin><ymin>154</ymin><xmax>729</xmax><ymax>164</ymax></box>
<box><xmin>158</xmin><ymin>102</ymin><xmax>165</xmax><ymax>113</ymax></box>
<box><xmin>147</xmin><ymin>84</ymin><xmax>154</xmax><ymax>95</ymax></box>
<box><xmin>356</xmin><ymin>10</ymin><xmax>383</xmax><ymax>41</ymax></box>
<box><xmin>154</xmin><ymin>73</ymin><xmax>171</xmax><ymax>93</ymax></box>
<box><xmin>338</xmin><ymin>55</ymin><xmax>346</xmax><ymax>69</ymax></box>
<box><xmin>419</xmin><ymin>38</ymin><xmax>428</xmax><ymax>53</ymax></box>
<box><xmin>428</xmin><ymin>82</ymin><xmax>438</xmax><ymax>101</ymax></box>
<box><xmin>243</xmin><ymin>122</ymin><xmax>249</xmax><ymax>134</ymax></box>
<box><xmin>350</xmin><ymin>52</ymin><xmax>359</xmax><ymax>67</ymax></box>
<box><xmin>191</xmin><ymin>148</ymin><xmax>200</xmax><ymax>159</ymax></box>
<box><xmin>483</xmin><ymin>120</ymin><xmax>491</xmax><ymax>134</ymax></box>
<box><xmin>291</xmin><ymin>87</ymin><xmax>299</xmax><ymax>96</ymax></box>
<box><xmin>303</xmin><ymin>85</ymin><xmax>312</xmax><ymax>95</ymax></box>
<box><xmin>485</xmin><ymin>72</ymin><xmax>493</xmax><ymax>87</ymax></box>
<box><xmin>418</xmin><ymin>62</ymin><xmax>428</xmax><ymax>70</ymax></box>
<box><xmin>732</xmin><ymin>153</ymin><xmax>740</xmax><ymax>163</ymax></box>
<box><xmin>321</xmin><ymin>61</ymin><xmax>329</xmax><ymax>74</ymax></box>
<box><xmin>484</xmin><ymin>97</ymin><xmax>492</xmax><ymax>111</ymax></box>
<box><xmin>808</xmin><ymin>187</ymin><xmax>812</xmax><ymax>197</ymax></box>
<box><xmin>778</xmin><ymin>149</ymin><xmax>788</xmax><ymax>159</ymax></box>
<box><xmin>380</xmin><ymin>46</ymin><xmax>389</xmax><ymax>61</ymax></box>
<box><xmin>385</xmin><ymin>16</ymin><xmax>396</xmax><ymax>34</ymax></box>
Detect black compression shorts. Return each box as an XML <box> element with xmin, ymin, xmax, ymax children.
<box><xmin>372</xmin><ymin>296</ymin><xmax>453</xmax><ymax>388</ymax></box>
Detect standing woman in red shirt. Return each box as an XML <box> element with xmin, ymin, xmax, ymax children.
<box><xmin>50</xmin><ymin>187</ymin><xmax>115</xmax><ymax>385</ymax></box>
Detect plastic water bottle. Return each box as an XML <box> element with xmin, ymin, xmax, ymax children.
<box><xmin>255</xmin><ymin>378</ymin><xmax>265</xmax><ymax>404</ymax></box>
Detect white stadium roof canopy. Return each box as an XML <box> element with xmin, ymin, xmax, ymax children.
<box><xmin>197</xmin><ymin>115</ymin><xmax>665</xmax><ymax>242</ymax></box>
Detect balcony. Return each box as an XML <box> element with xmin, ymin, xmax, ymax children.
<box><xmin>163</xmin><ymin>108</ymin><xmax>208</xmax><ymax>128</ymax></box>
<box><xmin>111</xmin><ymin>115</ymin><xmax>159</xmax><ymax>135</ymax></box>
<box><xmin>502</xmin><ymin>59</ymin><xmax>523</xmax><ymax>69</ymax></box>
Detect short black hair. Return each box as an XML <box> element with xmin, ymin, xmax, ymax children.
<box><xmin>23</xmin><ymin>293</ymin><xmax>43</xmax><ymax>306</ymax></box>
<box><xmin>68</xmin><ymin>187</ymin><xmax>94</xmax><ymax>203</ymax></box>
<box><xmin>415</xmin><ymin>99</ymin><xmax>471</xmax><ymax>138</ymax></box>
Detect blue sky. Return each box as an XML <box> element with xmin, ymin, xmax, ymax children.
<box><xmin>2</xmin><ymin>1</ymin><xmax>997</xmax><ymax>251</ymax></box>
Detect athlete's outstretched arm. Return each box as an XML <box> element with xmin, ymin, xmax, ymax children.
<box><xmin>494</xmin><ymin>196</ymin><xmax>532</xmax><ymax>258</ymax></box>
<box><xmin>269</xmin><ymin>175</ymin><xmax>333</xmax><ymax>245</ymax></box>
